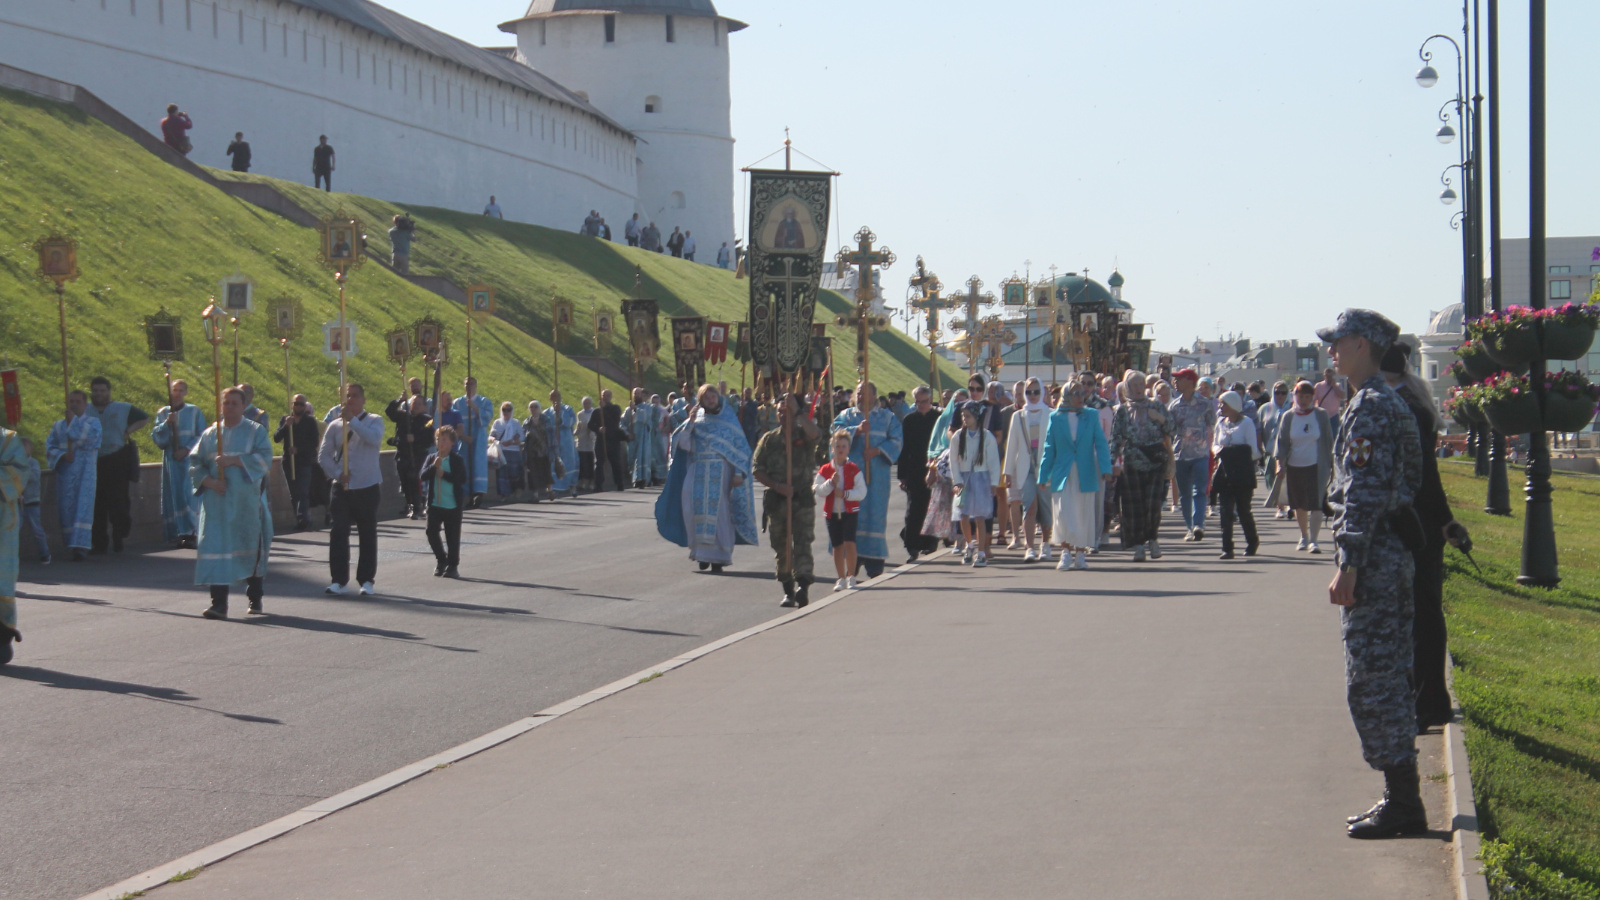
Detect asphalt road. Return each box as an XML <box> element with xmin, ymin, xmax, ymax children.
<box><xmin>3</xmin><ymin>484</ymin><xmax>900</xmax><ymax>900</ymax></box>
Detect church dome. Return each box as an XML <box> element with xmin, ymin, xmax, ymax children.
<box><xmin>1053</xmin><ymin>273</ymin><xmax>1128</xmax><ymax>309</ymax></box>
<box><xmin>1107</xmin><ymin>270</ymin><xmax>1125</xmax><ymax>288</ymax></box>
<box><xmin>1427</xmin><ymin>302</ymin><xmax>1464</xmax><ymax>336</ymax></box>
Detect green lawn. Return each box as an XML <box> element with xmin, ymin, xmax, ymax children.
<box><xmin>208</xmin><ymin>171</ymin><xmax>970</xmax><ymax>397</ymax></box>
<box><xmin>1441</xmin><ymin>459</ymin><xmax>1600</xmax><ymax>898</ymax></box>
<box><xmin>0</xmin><ymin>86</ymin><xmax>628</xmax><ymax>461</ymax></box>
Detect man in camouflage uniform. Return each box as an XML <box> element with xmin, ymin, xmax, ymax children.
<box><xmin>751</xmin><ymin>393</ymin><xmax>821</xmax><ymax>608</ymax></box>
<box><xmin>1317</xmin><ymin>309</ymin><xmax>1427</xmax><ymax>839</ymax></box>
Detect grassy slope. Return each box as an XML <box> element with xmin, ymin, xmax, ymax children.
<box><xmin>0</xmin><ymin>86</ymin><xmax>628</xmax><ymax>460</ymax></box>
<box><xmin>208</xmin><ymin>172</ymin><xmax>970</xmax><ymax>397</ymax></box>
<box><xmin>1441</xmin><ymin>460</ymin><xmax>1600</xmax><ymax>898</ymax></box>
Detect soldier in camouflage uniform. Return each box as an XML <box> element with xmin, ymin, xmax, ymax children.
<box><xmin>1316</xmin><ymin>309</ymin><xmax>1427</xmax><ymax>839</ymax></box>
<box><xmin>751</xmin><ymin>393</ymin><xmax>821</xmax><ymax>607</ymax></box>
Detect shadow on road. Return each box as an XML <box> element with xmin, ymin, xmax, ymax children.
<box><xmin>0</xmin><ymin>666</ymin><xmax>284</xmax><ymax>724</ymax></box>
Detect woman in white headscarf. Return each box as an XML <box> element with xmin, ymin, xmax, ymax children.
<box><xmin>1004</xmin><ymin>377</ymin><xmax>1054</xmax><ymax>561</ymax></box>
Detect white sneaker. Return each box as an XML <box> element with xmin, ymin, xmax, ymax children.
<box><xmin>1132</xmin><ymin>545</ymin><xmax>1147</xmax><ymax>562</ymax></box>
<box><xmin>359</xmin><ymin>581</ymin><xmax>376</xmax><ymax>596</ymax></box>
<box><xmin>834</xmin><ymin>578</ymin><xmax>846</xmax><ymax>592</ymax></box>
<box><xmin>1308</xmin><ymin>542</ymin><xmax>1322</xmax><ymax>554</ymax></box>
<box><xmin>1006</xmin><ymin>537</ymin><xmax>1023</xmax><ymax>550</ymax></box>
<box><xmin>1037</xmin><ymin>545</ymin><xmax>1053</xmax><ymax>561</ymax></box>
<box><xmin>1074</xmin><ymin>552</ymin><xmax>1089</xmax><ymax>571</ymax></box>
<box><xmin>974</xmin><ymin>551</ymin><xmax>988</xmax><ymax>568</ymax></box>
<box><xmin>325</xmin><ymin>583</ymin><xmax>346</xmax><ymax>595</ymax></box>
<box><xmin>962</xmin><ymin>545</ymin><xmax>975</xmax><ymax>565</ymax></box>
<box><xmin>1148</xmin><ymin>539</ymin><xmax>1163</xmax><ymax>559</ymax></box>
<box><xmin>1023</xmin><ymin>547</ymin><xmax>1038</xmax><ymax>562</ymax></box>
<box><xmin>1296</xmin><ymin>538</ymin><xmax>1309</xmax><ymax>552</ymax></box>
<box><xmin>846</xmin><ymin>577</ymin><xmax>859</xmax><ymax>589</ymax></box>
<box><xmin>1056</xmin><ymin>551</ymin><xmax>1072</xmax><ymax>570</ymax></box>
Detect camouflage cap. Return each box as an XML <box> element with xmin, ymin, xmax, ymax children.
<box><xmin>1316</xmin><ymin>308</ymin><xmax>1400</xmax><ymax>350</ymax></box>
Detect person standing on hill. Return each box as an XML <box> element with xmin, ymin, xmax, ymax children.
<box><xmin>160</xmin><ymin>104</ymin><xmax>192</xmax><ymax>155</ymax></box>
<box><xmin>682</xmin><ymin>231</ymin><xmax>697</xmax><ymax>262</ymax></box>
<box><xmin>312</xmin><ymin>135</ymin><xmax>336</xmax><ymax>192</ymax></box>
<box><xmin>625</xmin><ymin>213</ymin><xmax>642</xmax><ymax>247</ymax></box>
<box><xmin>225</xmin><ymin>132</ymin><xmax>251</xmax><ymax>172</ymax></box>
<box><xmin>483</xmin><ymin>196</ymin><xmax>503</xmax><ymax>219</ymax></box>
<box><xmin>667</xmin><ymin>227</ymin><xmax>685</xmax><ymax>258</ymax></box>
<box><xmin>388</xmin><ymin>215</ymin><xmax>415</xmax><ymax>276</ymax></box>
<box><xmin>717</xmin><ymin>242</ymin><xmax>731</xmax><ymax>269</ymax></box>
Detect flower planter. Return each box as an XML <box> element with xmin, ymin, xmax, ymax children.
<box><xmin>1452</xmin><ymin>366</ymin><xmax>1478</xmax><ymax>389</ymax></box>
<box><xmin>1482</xmin><ymin>324</ymin><xmax>1540</xmax><ymax>370</ymax></box>
<box><xmin>1453</xmin><ymin>396</ymin><xmax>1487</xmax><ymax>425</ymax></box>
<box><xmin>1482</xmin><ymin>392</ymin><xmax>1541</xmax><ymax>436</ymax></box>
<box><xmin>1457</xmin><ymin>350</ymin><xmax>1502</xmax><ymax>382</ymax></box>
<box><xmin>1544</xmin><ymin>393</ymin><xmax>1598</xmax><ymax>433</ymax></box>
<box><xmin>1541</xmin><ymin>320</ymin><xmax>1597</xmax><ymax>361</ymax></box>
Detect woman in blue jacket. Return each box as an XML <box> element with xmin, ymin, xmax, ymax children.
<box><xmin>1038</xmin><ymin>382</ymin><xmax>1112</xmax><ymax>571</ymax></box>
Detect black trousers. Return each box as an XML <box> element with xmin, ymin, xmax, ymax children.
<box><xmin>1218</xmin><ymin>488</ymin><xmax>1258</xmax><ymax>554</ymax></box>
<box><xmin>426</xmin><ymin>507</ymin><xmax>462</xmax><ymax>567</ymax></box>
<box><xmin>396</xmin><ymin>453</ymin><xmax>422</xmax><ymax>513</ymax></box>
<box><xmin>329</xmin><ymin>484</ymin><xmax>380</xmax><ymax>586</ymax></box>
<box><xmin>1413</xmin><ymin>540</ymin><xmax>1451</xmax><ymax>725</ymax></box>
<box><xmin>92</xmin><ymin>453</ymin><xmax>133</xmax><ymax>551</ymax></box>
<box><xmin>578</xmin><ymin>450</ymin><xmax>595</xmax><ymax>486</ymax></box>
<box><xmin>315</xmin><ymin>170</ymin><xmax>332</xmax><ymax>191</ymax></box>
<box><xmin>209</xmin><ymin>577</ymin><xmax>264</xmax><ymax>607</ymax></box>
<box><xmin>604</xmin><ymin>441</ymin><xmax>628</xmax><ymax>491</ymax></box>
<box><xmin>901</xmin><ymin>481</ymin><xmax>939</xmax><ymax>557</ymax></box>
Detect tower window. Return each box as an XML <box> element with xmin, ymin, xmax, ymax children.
<box><xmin>1551</xmin><ymin>280</ymin><xmax>1572</xmax><ymax>300</ymax></box>
<box><xmin>645</xmin><ymin>94</ymin><xmax>661</xmax><ymax>113</ymax></box>
<box><xmin>604</xmin><ymin>15</ymin><xmax>615</xmax><ymax>43</ymax></box>
<box><xmin>540</xmin><ymin>20</ymin><xmax>546</xmax><ymax>45</ymax></box>
<box><xmin>670</xmin><ymin>191</ymin><xmax>686</xmax><ymax>209</ymax></box>
<box><xmin>665</xmin><ymin>15</ymin><xmax>674</xmax><ymax>42</ymax></box>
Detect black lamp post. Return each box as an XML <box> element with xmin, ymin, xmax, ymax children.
<box><xmin>1519</xmin><ymin>0</ymin><xmax>1559</xmax><ymax>587</ymax></box>
<box><xmin>1483</xmin><ymin>0</ymin><xmax>1512</xmax><ymax>515</ymax></box>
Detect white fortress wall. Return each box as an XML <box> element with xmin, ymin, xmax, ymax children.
<box><xmin>0</xmin><ymin>0</ymin><xmax>641</xmax><ymax>233</ymax></box>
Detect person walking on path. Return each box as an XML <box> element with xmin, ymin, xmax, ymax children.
<box><xmin>1258</xmin><ymin>381</ymin><xmax>1290</xmax><ymax>518</ymax></box>
<box><xmin>1005</xmin><ymin>378</ymin><xmax>1056</xmax><ymax>562</ymax></box>
<box><xmin>1274</xmin><ymin>380</ymin><xmax>1334</xmax><ymax>553</ymax></box>
<box><xmin>716</xmin><ymin>242</ymin><xmax>731</xmax><ymax>269</ymax></box>
<box><xmin>1110</xmin><ymin>372</ymin><xmax>1173</xmax><ymax>562</ymax></box>
<box><xmin>522</xmin><ymin>401</ymin><xmax>555</xmax><ymax>501</ymax></box>
<box><xmin>588</xmin><ymin>389</ymin><xmax>628</xmax><ymax>492</ymax></box>
<box><xmin>319</xmin><ymin>383</ymin><xmax>385</xmax><ymax>596</ymax></box>
<box><xmin>483</xmin><ymin>196</ymin><xmax>503</xmax><ymax>219</ymax></box>
<box><xmin>18</xmin><ymin>438</ymin><xmax>48</xmax><ymax>565</ymax></box>
<box><xmin>151</xmin><ymin>379</ymin><xmax>207</xmax><ymax>547</ymax></box>
<box><xmin>421</xmin><ymin>426</ymin><xmax>468</xmax><ymax>577</ymax></box>
<box><xmin>387</xmin><ymin>393</ymin><xmax>433</xmax><ymax>518</ymax></box>
<box><xmin>1039</xmin><ymin>381</ymin><xmax>1111</xmax><ymax>571</ymax></box>
<box><xmin>160</xmin><ymin>104</ymin><xmax>192</xmax><ymax>155</ymax></box>
<box><xmin>682</xmin><ymin>231</ymin><xmax>696</xmax><ymax>262</ymax></box>
<box><xmin>576</xmin><ymin>396</ymin><xmax>596</xmax><ymax>492</ymax></box>
<box><xmin>898</xmin><ymin>386</ymin><xmax>942</xmax><ymax>563</ymax></box>
<box><xmin>1316</xmin><ymin>309</ymin><xmax>1427</xmax><ymax>839</ymax></box>
<box><xmin>658</xmin><ymin>384</ymin><xmax>756</xmax><ymax>573</ymax></box>
<box><xmin>623</xmin><ymin>388</ymin><xmax>665</xmax><ymax>488</ymax></box>
<box><xmin>225</xmin><ymin>132</ymin><xmax>251</xmax><ymax>172</ymax></box>
<box><xmin>452</xmin><ymin>378</ymin><xmax>494</xmax><ymax>506</ymax></box>
<box><xmin>274</xmin><ymin>394</ymin><xmax>319</xmax><ymax>531</ymax></box>
<box><xmin>194</xmin><ymin>387</ymin><xmax>274</xmax><ymax>619</ymax></box>
<box><xmin>388</xmin><ymin>215</ymin><xmax>415</xmax><ymax>276</ymax></box>
<box><xmin>642</xmin><ymin>222</ymin><xmax>662</xmax><ymax>253</ymax></box>
<box><xmin>86</xmin><ymin>376</ymin><xmax>149</xmax><ymax>555</ymax></box>
<box><xmin>1168</xmin><ymin>368</ymin><xmax>1214</xmax><ymax>542</ymax></box>
<box><xmin>47</xmin><ymin>390</ymin><xmax>102</xmax><ymax>562</ymax></box>
<box><xmin>1314</xmin><ymin>367</ymin><xmax>1345</xmax><ymax>422</ymax></box>
<box><xmin>542</xmin><ymin>390</ymin><xmax>579</xmax><ymax>496</ymax></box>
<box><xmin>752</xmin><ymin>393</ymin><xmax>821</xmax><ymax>606</ymax></box>
<box><xmin>1382</xmin><ymin>342</ymin><xmax>1469</xmax><ymax>731</ymax></box>
<box><xmin>490</xmin><ymin>402</ymin><xmax>526</xmax><ymax>501</ymax></box>
<box><xmin>312</xmin><ymin>135</ymin><xmax>335</xmax><ymax>192</ymax></box>
<box><xmin>1211</xmin><ymin>391</ymin><xmax>1260</xmax><ymax>560</ymax></box>
<box><xmin>832</xmin><ymin>381</ymin><xmax>903</xmax><ymax>579</ymax></box>
<box><xmin>813</xmin><ymin>428</ymin><xmax>866</xmax><ymax>593</ymax></box>
<box><xmin>950</xmin><ymin>402</ymin><xmax>1000</xmax><ymax>567</ymax></box>
<box><xmin>0</xmin><ymin>427</ymin><xmax>30</xmax><ymax>665</ymax></box>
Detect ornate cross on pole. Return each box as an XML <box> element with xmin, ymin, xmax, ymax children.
<box><xmin>833</xmin><ymin>226</ymin><xmax>895</xmax><ymax>383</ymax></box>
<box><xmin>908</xmin><ymin>257</ymin><xmax>957</xmax><ymax>389</ymax></box>
<box><xmin>951</xmin><ymin>275</ymin><xmax>996</xmax><ymax>378</ymax></box>
<box><xmin>975</xmin><ymin>315</ymin><xmax>1018</xmax><ymax>381</ymax></box>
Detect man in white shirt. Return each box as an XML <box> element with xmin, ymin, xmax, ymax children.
<box><xmin>682</xmin><ymin>231</ymin><xmax>697</xmax><ymax>262</ymax></box>
<box><xmin>483</xmin><ymin>196</ymin><xmax>503</xmax><ymax>219</ymax></box>
<box><xmin>624</xmin><ymin>214</ymin><xmax>642</xmax><ymax>247</ymax></box>
<box><xmin>318</xmin><ymin>383</ymin><xmax>387</xmax><ymax>595</ymax></box>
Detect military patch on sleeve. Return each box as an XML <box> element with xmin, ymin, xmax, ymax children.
<box><xmin>1350</xmin><ymin>436</ymin><xmax>1373</xmax><ymax>467</ymax></box>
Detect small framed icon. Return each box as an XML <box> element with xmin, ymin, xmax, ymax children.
<box><xmin>322</xmin><ymin>320</ymin><xmax>360</xmax><ymax>359</ymax></box>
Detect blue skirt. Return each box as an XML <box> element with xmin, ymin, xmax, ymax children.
<box><xmin>956</xmin><ymin>471</ymin><xmax>994</xmax><ymax>519</ymax></box>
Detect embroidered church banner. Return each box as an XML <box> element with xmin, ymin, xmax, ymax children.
<box><xmin>704</xmin><ymin>321</ymin><xmax>729</xmax><ymax>364</ymax></box>
<box><xmin>733</xmin><ymin>321</ymin><xmax>751</xmax><ymax>364</ymax></box>
<box><xmin>622</xmin><ymin>299</ymin><xmax>660</xmax><ymax>362</ymax></box>
<box><xmin>747</xmin><ymin>169</ymin><xmax>831</xmax><ymax>376</ymax></box>
<box><xmin>672</xmin><ymin>316</ymin><xmax>707</xmax><ymax>387</ymax></box>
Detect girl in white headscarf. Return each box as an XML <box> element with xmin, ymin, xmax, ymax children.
<box><xmin>1004</xmin><ymin>377</ymin><xmax>1054</xmax><ymax>561</ymax></box>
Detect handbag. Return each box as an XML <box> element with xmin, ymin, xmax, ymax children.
<box><xmin>486</xmin><ymin>439</ymin><xmax>502</xmax><ymax>466</ymax></box>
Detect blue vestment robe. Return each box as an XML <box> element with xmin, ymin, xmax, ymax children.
<box><xmin>190</xmin><ymin>419</ymin><xmax>274</xmax><ymax>586</ymax></box>
<box><xmin>656</xmin><ymin>402</ymin><xmax>756</xmax><ymax>562</ymax></box>
<box><xmin>452</xmin><ymin>394</ymin><xmax>495</xmax><ymax>495</ymax></box>
<box><xmin>624</xmin><ymin>402</ymin><xmax>667</xmax><ymax>483</ymax></box>
<box><xmin>151</xmin><ymin>403</ymin><xmax>208</xmax><ymax>540</ymax></box>
<box><xmin>542</xmin><ymin>403</ymin><xmax>578</xmax><ymax>493</ymax></box>
<box><xmin>46</xmin><ymin>415</ymin><xmax>101</xmax><ymax>550</ymax></box>
<box><xmin>832</xmin><ymin>406</ymin><xmax>904</xmax><ymax>561</ymax></box>
<box><xmin>0</xmin><ymin>428</ymin><xmax>28</xmax><ymax>633</ymax></box>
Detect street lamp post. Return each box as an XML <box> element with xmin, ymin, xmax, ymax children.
<box><xmin>1519</xmin><ymin>0</ymin><xmax>1558</xmax><ymax>587</ymax></box>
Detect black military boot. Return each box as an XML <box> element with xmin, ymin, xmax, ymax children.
<box><xmin>202</xmin><ymin>586</ymin><xmax>229</xmax><ymax>620</ymax></box>
<box><xmin>793</xmin><ymin>578</ymin><xmax>811</xmax><ymax>609</ymax></box>
<box><xmin>1348</xmin><ymin>762</ymin><xmax>1427</xmax><ymax>838</ymax></box>
<box><xmin>779</xmin><ymin>578</ymin><xmax>798</xmax><ymax>608</ymax></box>
<box><xmin>245</xmin><ymin>577</ymin><xmax>265</xmax><ymax>615</ymax></box>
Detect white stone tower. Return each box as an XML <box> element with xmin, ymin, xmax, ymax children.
<box><xmin>502</xmin><ymin>1</ymin><xmax>743</xmax><ymax>255</ymax></box>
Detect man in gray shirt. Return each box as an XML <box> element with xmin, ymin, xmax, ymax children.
<box><xmin>318</xmin><ymin>383</ymin><xmax>386</xmax><ymax>595</ymax></box>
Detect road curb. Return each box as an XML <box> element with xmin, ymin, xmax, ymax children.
<box><xmin>1446</xmin><ymin>660</ymin><xmax>1491</xmax><ymax>900</ymax></box>
<box><xmin>77</xmin><ymin>548</ymin><xmax>951</xmax><ymax>900</ymax></box>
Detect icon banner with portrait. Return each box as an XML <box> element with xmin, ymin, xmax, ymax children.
<box><xmin>704</xmin><ymin>321</ymin><xmax>729</xmax><ymax>364</ymax></box>
<box><xmin>746</xmin><ymin>169</ymin><xmax>831</xmax><ymax>375</ymax></box>
<box><xmin>622</xmin><ymin>299</ymin><xmax>660</xmax><ymax>362</ymax></box>
<box><xmin>671</xmin><ymin>316</ymin><xmax>707</xmax><ymax>387</ymax></box>
<box><xmin>143</xmin><ymin>307</ymin><xmax>185</xmax><ymax>362</ymax></box>
<box><xmin>468</xmin><ymin>284</ymin><xmax>495</xmax><ymax>320</ymax></box>
<box><xmin>266</xmin><ymin>295</ymin><xmax>305</xmax><ymax>342</ymax></box>
<box><xmin>322</xmin><ymin>321</ymin><xmax>359</xmax><ymax>360</ymax></box>
<box><xmin>220</xmin><ymin>270</ymin><xmax>255</xmax><ymax>314</ymax></box>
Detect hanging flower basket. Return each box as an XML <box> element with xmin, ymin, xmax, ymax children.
<box><xmin>1538</xmin><ymin>304</ymin><xmax>1600</xmax><ymax>360</ymax></box>
<box><xmin>1445</xmin><ymin>392</ymin><xmax>1481</xmax><ymax>429</ymax></box>
<box><xmin>1454</xmin><ymin>340</ymin><xmax>1502</xmax><ymax>381</ymax></box>
<box><xmin>1448</xmin><ymin>359</ymin><xmax>1478</xmax><ymax>388</ymax></box>
<box><xmin>1541</xmin><ymin>370</ymin><xmax>1600</xmax><ymax>432</ymax></box>
<box><xmin>1484</xmin><ymin>324</ymin><xmax>1540</xmax><ymax>369</ymax></box>
<box><xmin>1465</xmin><ymin>374</ymin><xmax>1540</xmax><ymax>435</ymax></box>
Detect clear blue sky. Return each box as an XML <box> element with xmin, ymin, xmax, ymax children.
<box><xmin>388</xmin><ymin>0</ymin><xmax>1598</xmax><ymax>350</ymax></box>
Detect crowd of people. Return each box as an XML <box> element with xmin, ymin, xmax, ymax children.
<box><xmin>0</xmin><ymin>308</ymin><xmax>1470</xmax><ymax>840</ymax></box>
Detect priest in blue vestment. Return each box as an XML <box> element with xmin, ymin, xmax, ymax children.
<box><xmin>193</xmin><ymin>387</ymin><xmax>274</xmax><ymax>619</ymax></box>
<box><xmin>624</xmin><ymin>388</ymin><xmax>668</xmax><ymax>487</ymax></box>
<box><xmin>832</xmin><ymin>381</ymin><xmax>904</xmax><ymax>579</ymax></box>
<box><xmin>656</xmin><ymin>385</ymin><xmax>756</xmax><ymax>572</ymax></box>
<box><xmin>46</xmin><ymin>390</ymin><xmax>102</xmax><ymax>562</ymax></box>
<box><xmin>451</xmin><ymin>377</ymin><xmax>495</xmax><ymax>503</ymax></box>
<box><xmin>542</xmin><ymin>389</ymin><xmax>578</xmax><ymax>496</ymax></box>
<box><xmin>0</xmin><ymin>427</ymin><xmax>28</xmax><ymax>664</ymax></box>
<box><xmin>150</xmin><ymin>379</ymin><xmax>208</xmax><ymax>547</ymax></box>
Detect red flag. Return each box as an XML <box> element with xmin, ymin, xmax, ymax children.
<box><xmin>704</xmin><ymin>321</ymin><xmax>729</xmax><ymax>364</ymax></box>
<box><xmin>1</xmin><ymin>369</ymin><xmax>18</xmax><ymax>427</ymax></box>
